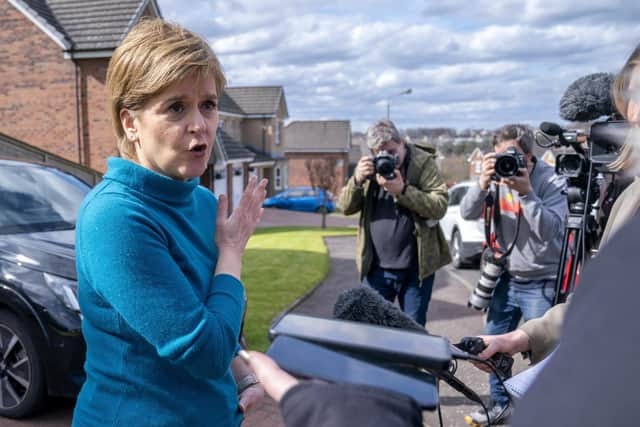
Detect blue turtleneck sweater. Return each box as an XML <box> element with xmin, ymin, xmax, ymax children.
<box><xmin>72</xmin><ymin>158</ymin><xmax>245</xmax><ymax>427</ymax></box>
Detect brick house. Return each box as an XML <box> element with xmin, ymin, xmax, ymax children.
<box><xmin>284</xmin><ymin>120</ymin><xmax>351</xmax><ymax>194</ymax></box>
<box><xmin>218</xmin><ymin>86</ymin><xmax>289</xmax><ymax>196</ymax></box>
<box><xmin>0</xmin><ymin>0</ymin><xmax>273</xmax><ymax>209</ymax></box>
<box><xmin>0</xmin><ymin>0</ymin><xmax>162</xmax><ymax>172</ymax></box>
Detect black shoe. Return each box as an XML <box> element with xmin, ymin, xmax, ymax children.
<box><xmin>465</xmin><ymin>402</ymin><xmax>513</xmax><ymax>426</ymax></box>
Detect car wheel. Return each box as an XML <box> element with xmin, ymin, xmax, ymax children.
<box><xmin>0</xmin><ymin>310</ymin><xmax>46</xmax><ymax>418</ymax></box>
<box><xmin>450</xmin><ymin>230</ymin><xmax>466</xmax><ymax>269</ymax></box>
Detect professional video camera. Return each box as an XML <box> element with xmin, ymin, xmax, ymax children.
<box><xmin>372</xmin><ymin>150</ymin><xmax>398</xmax><ymax>180</ymax></box>
<box><xmin>536</xmin><ymin>73</ymin><xmax>630</xmax><ymax>303</ymax></box>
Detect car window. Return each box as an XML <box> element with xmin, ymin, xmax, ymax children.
<box><xmin>449</xmin><ymin>186</ymin><xmax>470</xmax><ymax>206</ymax></box>
<box><xmin>287</xmin><ymin>190</ymin><xmax>305</xmax><ymax>198</ymax></box>
<box><xmin>0</xmin><ymin>164</ymin><xmax>91</xmax><ymax>234</ymax></box>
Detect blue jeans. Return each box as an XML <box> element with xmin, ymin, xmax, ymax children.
<box><xmin>485</xmin><ymin>273</ymin><xmax>555</xmax><ymax>406</ymax></box>
<box><xmin>363</xmin><ymin>266</ymin><xmax>435</xmax><ymax>326</ymax></box>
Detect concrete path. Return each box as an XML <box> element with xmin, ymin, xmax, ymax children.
<box><xmin>243</xmin><ymin>229</ymin><xmax>527</xmax><ymax>427</ymax></box>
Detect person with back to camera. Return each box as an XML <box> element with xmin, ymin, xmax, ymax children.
<box><xmin>472</xmin><ymin>43</ymin><xmax>640</xmax><ymax>376</ymax></box>
<box><xmin>459</xmin><ymin>124</ymin><xmax>568</xmax><ymax>426</ymax></box>
<box><xmin>338</xmin><ymin>119</ymin><xmax>450</xmax><ymax>327</ymax></box>
<box><xmin>71</xmin><ymin>19</ymin><xmax>266</xmax><ymax>427</ymax></box>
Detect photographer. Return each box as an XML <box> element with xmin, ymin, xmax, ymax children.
<box><xmin>338</xmin><ymin>119</ymin><xmax>450</xmax><ymax>327</ymax></box>
<box><xmin>460</xmin><ymin>124</ymin><xmax>568</xmax><ymax>425</ymax></box>
<box><xmin>475</xmin><ymin>43</ymin><xmax>640</xmax><ymax>372</ymax></box>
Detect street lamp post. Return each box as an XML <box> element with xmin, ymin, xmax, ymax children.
<box><xmin>386</xmin><ymin>88</ymin><xmax>412</xmax><ymax>120</ymax></box>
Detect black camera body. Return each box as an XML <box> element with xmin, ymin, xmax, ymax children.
<box><xmin>494</xmin><ymin>147</ymin><xmax>527</xmax><ymax>179</ymax></box>
<box><xmin>454</xmin><ymin>336</ymin><xmax>514</xmax><ymax>380</ymax></box>
<box><xmin>372</xmin><ymin>150</ymin><xmax>398</xmax><ymax>180</ymax></box>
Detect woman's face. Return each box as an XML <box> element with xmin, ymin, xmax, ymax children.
<box><xmin>121</xmin><ymin>72</ymin><xmax>218</xmax><ymax>181</ymax></box>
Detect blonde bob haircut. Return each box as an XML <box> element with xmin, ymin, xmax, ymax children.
<box><xmin>107</xmin><ymin>19</ymin><xmax>226</xmax><ymax>160</ymax></box>
<box><xmin>609</xmin><ymin>44</ymin><xmax>640</xmax><ymax>172</ymax></box>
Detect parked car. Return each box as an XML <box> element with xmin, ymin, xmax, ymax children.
<box><xmin>263</xmin><ymin>186</ymin><xmax>336</xmax><ymax>213</ymax></box>
<box><xmin>0</xmin><ymin>159</ymin><xmax>90</xmax><ymax>418</ymax></box>
<box><xmin>440</xmin><ymin>181</ymin><xmax>485</xmax><ymax>268</ymax></box>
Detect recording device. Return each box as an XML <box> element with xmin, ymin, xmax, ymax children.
<box><xmin>537</xmin><ymin>72</ymin><xmax>630</xmax><ymax>303</ymax></box>
<box><xmin>269</xmin><ymin>313</ymin><xmax>452</xmax><ymax>371</ymax></box>
<box><xmin>453</xmin><ymin>337</ymin><xmax>514</xmax><ymax>380</ymax></box>
<box><xmin>493</xmin><ymin>147</ymin><xmax>527</xmax><ymax>179</ymax></box>
<box><xmin>267</xmin><ymin>335</ymin><xmax>439</xmax><ymax>409</ymax></box>
<box><xmin>372</xmin><ymin>150</ymin><xmax>398</xmax><ymax>180</ymax></box>
<box><xmin>468</xmin><ymin>249</ymin><xmax>506</xmax><ymax>311</ymax></box>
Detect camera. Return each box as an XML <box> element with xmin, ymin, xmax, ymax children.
<box><xmin>468</xmin><ymin>249</ymin><xmax>506</xmax><ymax>311</ymax></box>
<box><xmin>454</xmin><ymin>336</ymin><xmax>514</xmax><ymax>379</ymax></box>
<box><xmin>372</xmin><ymin>150</ymin><xmax>398</xmax><ymax>180</ymax></box>
<box><xmin>494</xmin><ymin>147</ymin><xmax>527</xmax><ymax>179</ymax></box>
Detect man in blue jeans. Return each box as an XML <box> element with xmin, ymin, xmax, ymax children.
<box><xmin>460</xmin><ymin>124</ymin><xmax>567</xmax><ymax>425</ymax></box>
<box><xmin>338</xmin><ymin>119</ymin><xmax>451</xmax><ymax>326</ymax></box>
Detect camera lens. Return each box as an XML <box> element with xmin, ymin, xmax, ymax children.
<box><xmin>376</xmin><ymin>159</ymin><xmax>395</xmax><ymax>178</ymax></box>
<box><xmin>495</xmin><ymin>156</ymin><xmax>518</xmax><ymax>178</ymax></box>
<box><xmin>468</xmin><ymin>251</ymin><xmax>505</xmax><ymax>311</ymax></box>
<box><xmin>555</xmin><ymin>154</ymin><xmax>586</xmax><ymax>178</ymax></box>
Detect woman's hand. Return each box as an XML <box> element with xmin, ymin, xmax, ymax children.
<box><xmin>244</xmin><ymin>351</ymin><xmax>299</xmax><ymax>403</ymax></box>
<box><xmin>215</xmin><ymin>176</ymin><xmax>268</xmax><ymax>278</ymax></box>
<box><xmin>238</xmin><ymin>382</ymin><xmax>265</xmax><ymax>413</ymax></box>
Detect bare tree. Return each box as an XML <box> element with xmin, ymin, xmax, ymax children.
<box><xmin>305</xmin><ymin>158</ymin><xmax>337</xmax><ymax>228</ymax></box>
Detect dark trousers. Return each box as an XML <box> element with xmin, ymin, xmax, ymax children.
<box><xmin>363</xmin><ymin>266</ymin><xmax>435</xmax><ymax>326</ymax></box>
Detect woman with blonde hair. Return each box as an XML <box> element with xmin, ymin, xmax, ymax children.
<box><xmin>72</xmin><ymin>19</ymin><xmax>265</xmax><ymax>427</ymax></box>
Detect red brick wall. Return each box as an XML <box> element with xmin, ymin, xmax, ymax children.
<box><xmin>78</xmin><ymin>58</ymin><xmax>117</xmax><ymax>172</ymax></box>
<box><xmin>0</xmin><ymin>3</ymin><xmax>116</xmax><ymax>172</ymax></box>
<box><xmin>286</xmin><ymin>152</ymin><xmax>348</xmax><ymax>195</ymax></box>
<box><xmin>0</xmin><ymin>2</ymin><xmax>78</xmax><ymax>162</ymax></box>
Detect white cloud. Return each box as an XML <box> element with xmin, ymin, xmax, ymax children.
<box><xmin>157</xmin><ymin>0</ymin><xmax>640</xmax><ymax>131</ymax></box>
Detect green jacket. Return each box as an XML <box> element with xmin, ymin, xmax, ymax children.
<box><xmin>338</xmin><ymin>143</ymin><xmax>451</xmax><ymax>282</ymax></box>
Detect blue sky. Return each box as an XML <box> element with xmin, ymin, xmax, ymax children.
<box><xmin>157</xmin><ymin>0</ymin><xmax>640</xmax><ymax>132</ymax></box>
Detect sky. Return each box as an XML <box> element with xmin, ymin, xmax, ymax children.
<box><xmin>157</xmin><ymin>0</ymin><xmax>640</xmax><ymax>132</ymax></box>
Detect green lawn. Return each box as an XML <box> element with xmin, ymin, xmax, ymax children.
<box><xmin>241</xmin><ymin>226</ymin><xmax>356</xmax><ymax>351</ymax></box>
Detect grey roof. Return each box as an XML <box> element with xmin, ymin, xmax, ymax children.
<box><xmin>243</xmin><ymin>145</ymin><xmax>277</xmax><ymax>165</ymax></box>
<box><xmin>217</xmin><ymin>129</ymin><xmax>255</xmax><ymax>162</ymax></box>
<box><xmin>219</xmin><ymin>91</ymin><xmax>244</xmax><ymax>116</ymax></box>
<box><xmin>285</xmin><ymin>120</ymin><xmax>351</xmax><ymax>153</ymax></box>
<box><xmin>14</xmin><ymin>0</ymin><xmax>160</xmax><ymax>52</ymax></box>
<box><xmin>224</xmin><ymin>86</ymin><xmax>288</xmax><ymax>118</ymax></box>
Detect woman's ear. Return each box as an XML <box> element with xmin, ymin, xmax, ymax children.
<box><xmin>120</xmin><ymin>109</ymin><xmax>137</xmax><ymax>141</ymax></box>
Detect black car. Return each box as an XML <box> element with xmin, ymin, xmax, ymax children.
<box><xmin>0</xmin><ymin>159</ymin><xmax>90</xmax><ymax>418</ymax></box>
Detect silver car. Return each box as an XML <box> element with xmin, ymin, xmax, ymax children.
<box><xmin>440</xmin><ymin>181</ymin><xmax>485</xmax><ymax>268</ymax></box>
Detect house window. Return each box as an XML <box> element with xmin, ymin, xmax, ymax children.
<box><xmin>275</xmin><ymin>122</ymin><xmax>281</xmax><ymax>145</ymax></box>
<box><xmin>474</xmin><ymin>161</ymin><xmax>482</xmax><ymax>174</ymax></box>
<box><xmin>275</xmin><ymin>167</ymin><xmax>282</xmax><ymax>190</ymax></box>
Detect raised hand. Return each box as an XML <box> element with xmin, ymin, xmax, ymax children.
<box><xmin>215</xmin><ymin>176</ymin><xmax>268</xmax><ymax>278</ymax></box>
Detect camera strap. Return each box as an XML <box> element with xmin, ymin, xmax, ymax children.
<box><xmin>483</xmin><ymin>184</ymin><xmax>522</xmax><ymax>258</ymax></box>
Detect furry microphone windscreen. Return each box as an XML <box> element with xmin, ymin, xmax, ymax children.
<box><xmin>333</xmin><ymin>287</ymin><xmax>427</xmax><ymax>334</ymax></box>
<box><xmin>559</xmin><ymin>72</ymin><xmax>616</xmax><ymax>122</ymax></box>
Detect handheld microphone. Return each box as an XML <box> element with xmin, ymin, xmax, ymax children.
<box><xmin>539</xmin><ymin>121</ymin><xmax>565</xmax><ymax>137</ymax></box>
<box><xmin>333</xmin><ymin>286</ymin><xmax>427</xmax><ymax>334</ymax></box>
<box><xmin>559</xmin><ymin>72</ymin><xmax>616</xmax><ymax>122</ymax></box>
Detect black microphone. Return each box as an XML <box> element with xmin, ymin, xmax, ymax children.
<box><xmin>539</xmin><ymin>121</ymin><xmax>564</xmax><ymax>137</ymax></box>
<box><xmin>559</xmin><ymin>72</ymin><xmax>616</xmax><ymax>122</ymax></box>
<box><xmin>332</xmin><ymin>287</ymin><xmax>485</xmax><ymax>404</ymax></box>
<box><xmin>333</xmin><ymin>287</ymin><xmax>427</xmax><ymax>334</ymax></box>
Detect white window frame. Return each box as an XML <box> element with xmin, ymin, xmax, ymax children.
<box><xmin>275</xmin><ymin>121</ymin><xmax>281</xmax><ymax>145</ymax></box>
<box><xmin>275</xmin><ymin>166</ymin><xmax>282</xmax><ymax>190</ymax></box>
